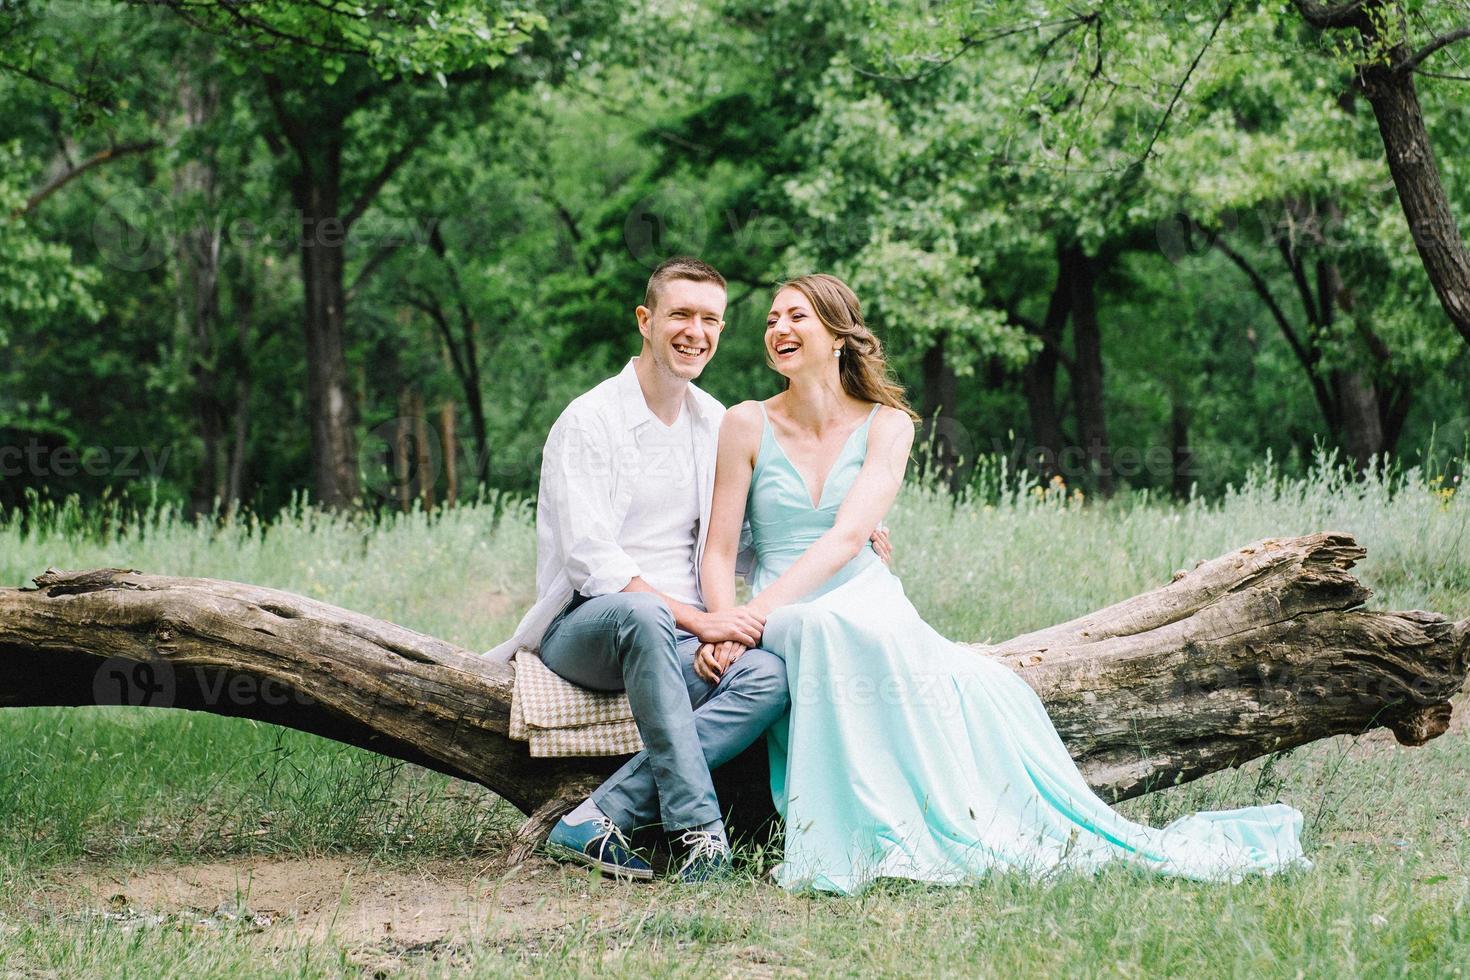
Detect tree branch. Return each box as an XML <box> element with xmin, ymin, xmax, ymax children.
<box><xmin>1137</xmin><ymin>2</ymin><xmax>1234</xmax><ymax>163</ymax></box>
<box><xmin>1276</xmin><ymin>232</ymin><xmax>1325</xmax><ymax>328</ymax></box>
<box><xmin>853</xmin><ymin>15</ymin><xmax>1094</xmax><ymax>84</ymax></box>
<box><xmin>1211</xmin><ymin>232</ymin><xmax>1338</xmax><ymax>427</ymax></box>
<box><xmin>2</xmin><ymin>534</ymin><xmax>1465</xmax><ymax>835</ymax></box>
<box><xmin>0</xmin><ymin>56</ymin><xmax>110</xmax><ymax>107</ymax></box>
<box><xmin>406</xmin><ymin>289</ymin><xmax>468</xmax><ymax>383</ymax></box>
<box><xmin>1292</xmin><ymin>0</ymin><xmax>1375</xmax><ymax>31</ymax></box>
<box><xmin>261</xmin><ymin>73</ymin><xmax>312</xmax><ymax>179</ymax></box>
<box><xmin>343</xmin><ymin>134</ymin><xmax>427</xmax><ymax>232</ymax></box>
<box><xmin>344</xmin><ymin>242</ymin><xmax>404</xmax><ymax>303</ymax></box>
<box><xmin>1412</xmin><ymin>68</ymin><xmax>1470</xmax><ymax>81</ymax></box>
<box><xmin>1398</xmin><ymin>25</ymin><xmax>1470</xmax><ymax>73</ymax></box>
<box><xmin>13</xmin><ymin>140</ymin><xmax>161</xmax><ymax>218</ymax></box>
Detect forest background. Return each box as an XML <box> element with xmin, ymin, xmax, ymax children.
<box><xmin>5</xmin><ymin>0</ymin><xmax>1470</xmax><ymax>520</ymax></box>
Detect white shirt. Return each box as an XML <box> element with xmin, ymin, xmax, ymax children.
<box><xmin>620</xmin><ymin>408</ymin><xmax>702</xmax><ymax>607</ymax></box>
<box><xmin>485</xmin><ymin>358</ymin><xmax>731</xmax><ymax>662</ymax></box>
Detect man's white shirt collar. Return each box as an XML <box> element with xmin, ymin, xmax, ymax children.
<box><xmin>612</xmin><ymin>357</ymin><xmax>722</xmax><ymax>434</ymax></box>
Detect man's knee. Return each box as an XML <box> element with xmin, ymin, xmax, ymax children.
<box><xmin>609</xmin><ymin>592</ymin><xmax>678</xmax><ymax>683</ymax></box>
<box><xmin>615</xmin><ymin>592</ymin><xmax>675</xmax><ymax>639</ymax></box>
<box><xmin>724</xmin><ymin>647</ymin><xmax>789</xmax><ymax>704</ymax></box>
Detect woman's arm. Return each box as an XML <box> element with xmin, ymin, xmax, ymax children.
<box><xmin>747</xmin><ymin>408</ymin><xmax>915</xmax><ymax>618</ymax></box>
<box><xmin>699</xmin><ymin>402</ymin><xmax>763</xmax><ymax>613</ymax></box>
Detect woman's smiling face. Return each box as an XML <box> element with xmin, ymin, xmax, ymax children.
<box><xmin>766</xmin><ymin>286</ymin><xmax>839</xmax><ymax>378</ymax></box>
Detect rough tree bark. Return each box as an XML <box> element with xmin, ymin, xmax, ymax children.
<box><xmin>1061</xmin><ymin>241</ymin><xmax>1114</xmax><ymax>495</ymax></box>
<box><xmin>1019</xmin><ymin>262</ymin><xmax>1071</xmax><ymax>482</ymax></box>
<box><xmin>261</xmin><ymin>72</ymin><xmax>362</xmax><ymax>511</ymax></box>
<box><xmin>1</xmin><ymin>533</ymin><xmax>1465</xmax><ymax>864</ymax></box>
<box><xmin>918</xmin><ymin>337</ymin><xmax>961</xmax><ymax>490</ymax></box>
<box><xmin>1293</xmin><ymin>0</ymin><xmax>1470</xmax><ymax>349</ymax></box>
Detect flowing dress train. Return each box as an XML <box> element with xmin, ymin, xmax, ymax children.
<box><xmin>747</xmin><ymin>403</ymin><xmax>1309</xmax><ymax>894</ymax></box>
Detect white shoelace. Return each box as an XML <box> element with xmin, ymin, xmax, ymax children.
<box><xmin>677</xmin><ymin>828</ymin><xmax>730</xmax><ymax>866</ymax></box>
<box><xmin>591</xmin><ymin>814</ymin><xmax>635</xmax><ymax>853</ymax></box>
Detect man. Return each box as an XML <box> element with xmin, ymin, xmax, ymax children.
<box><xmin>488</xmin><ymin>256</ymin><xmax>887</xmax><ymax>882</ymax></box>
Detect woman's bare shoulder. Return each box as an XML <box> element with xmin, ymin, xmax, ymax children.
<box><xmin>719</xmin><ymin>400</ymin><xmax>766</xmax><ymax>443</ymax></box>
<box><xmin>872</xmin><ymin>404</ymin><xmax>915</xmax><ymax>429</ymax></box>
<box><xmin>871</xmin><ymin>405</ymin><xmax>917</xmax><ymax>449</ymax></box>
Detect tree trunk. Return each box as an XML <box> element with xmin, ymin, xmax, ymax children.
<box><xmin>440</xmin><ymin>401</ymin><xmax>459</xmax><ymax>508</ymax></box>
<box><xmin>1358</xmin><ymin>59</ymin><xmax>1470</xmax><ymax>349</ymax></box>
<box><xmin>918</xmin><ymin>338</ymin><xmax>961</xmax><ymax>489</ymax></box>
<box><xmin>1062</xmin><ymin>243</ymin><xmax>1113</xmax><ymax>494</ymax></box>
<box><xmin>424</xmin><ymin>227</ymin><xmax>491</xmax><ymax>492</ymax></box>
<box><xmin>1331</xmin><ymin>368</ymin><xmax>1386</xmax><ymax>472</ymax></box>
<box><xmin>224</xmin><ymin>272</ymin><xmax>254</xmax><ymax>513</ymax></box>
<box><xmin>412</xmin><ymin>393</ymin><xmax>433</xmax><ymax>511</ymax></box>
<box><xmin>294</xmin><ymin>152</ymin><xmax>360</xmax><ymax>510</ymax></box>
<box><xmin>2</xmin><ymin>533</ymin><xmax>1464</xmax><ymax>859</ymax></box>
<box><xmin>1293</xmin><ymin>0</ymin><xmax>1470</xmax><ymax>348</ymax></box>
<box><xmin>1021</xmin><ymin>262</ymin><xmax>1070</xmax><ymax>481</ymax></box>
<box><xmin>393</xmin><ymin>387</ymin><xmax>415</xmax><ymax>513</ymax></box>
<box><xmin>1170</xmin><ymin>396</ymin><xmax>1192</xmax><ymax>499</ymax></box>
<box><xmin>1317</xmin><ymin>237</ymin><xmax>1412</xmax><ymax>472</ymax></box>
<box><xmin>262</xmin><ymin>71</ymin><xmax>379</xmax><ymax>512</ymax></box>
<box><xmin>173</xmin><ymin>69</ymin><xmax>228</xmax><ymax>517</ymax></box>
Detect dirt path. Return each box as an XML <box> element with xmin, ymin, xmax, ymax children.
<box><xmin>35</xmin><ymin>854</ymin><xmax>645</xmax><ymax>949</ymax></box>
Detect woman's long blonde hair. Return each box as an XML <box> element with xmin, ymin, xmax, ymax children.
<box><xmin>779</xmin><ymin>273</ymin><xmax>918</xmax><ymax>420</ymax></box>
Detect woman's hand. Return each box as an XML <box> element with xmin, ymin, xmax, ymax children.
<box><xmin>690</xmin><ymin>607</ymin><xmax>765</xmax><ymax>647</ymax></box>
<box><xmin>870</xmin><ymin>524</ymin><xmax>893</xmax><ymax>564</ymax></box>
<box><xmin>694</xmin><ymin>641</ymin><xmax>749</xmax><ymax>684</ymax></box>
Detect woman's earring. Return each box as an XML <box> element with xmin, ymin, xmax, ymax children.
<box><xmin>833</xmin><ymin>347</ymin><xmax>842</xmax><ymax>358</ymax></box>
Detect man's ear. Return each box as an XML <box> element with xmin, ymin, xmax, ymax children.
<box><xmin>635</xmin><ymin>304</ymin><xmax>652</xmax><ymax>341</ymax></box>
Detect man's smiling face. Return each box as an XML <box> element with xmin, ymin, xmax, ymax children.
<box><xmin>636</xmin><ymin>277</ymin><xmax>727</xmax><ymax>382</ymax></box>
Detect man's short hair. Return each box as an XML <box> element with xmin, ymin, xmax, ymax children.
<box><xmin>644</xmin><ymin>256</ymin><xmax>727</xmax><ymax>311</ymax></box>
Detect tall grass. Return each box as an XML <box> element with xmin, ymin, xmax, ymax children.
<box><xmin>0</xmin><ymin>451</ymin><xmax>1467</xmax><ymax>976</ymax></box>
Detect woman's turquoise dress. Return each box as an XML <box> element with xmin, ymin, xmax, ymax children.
<box><xmin>746</xmin><ymin>403</ymin><xmax>1309</xmax><ymax>894</ymax></box>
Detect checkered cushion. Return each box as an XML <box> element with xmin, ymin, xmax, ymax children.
<box><xmin>508</xmin><ymin>648</ymin><xmax>644</xmax><ymax>757</ymax></box>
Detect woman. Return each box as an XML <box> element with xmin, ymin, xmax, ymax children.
<box><xmin>698</xmin><ymin>273</ymin><xmax>1308</xmax><ymax>894</ymax></box>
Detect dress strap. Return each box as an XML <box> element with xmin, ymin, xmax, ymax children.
<box><xmin>753</xmin><ymin>400</ymin><xmax>774</xmax><ymax>467</ymax></box>
<box><xmin>758</xmin><ymin>400</ymin><xmax>774</xmax><ymax>430</ymax></box>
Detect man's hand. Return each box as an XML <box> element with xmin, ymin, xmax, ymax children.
<box><xmin>694</xmin><ymin>641</ymin><xmax>748</xmax><ymax>684</ymax></box>
<box><xmin>870</xmin><ymin>524</ymin><xmax>893</xmax><ymax>565</ymax></box>
<box><xmin>691</xmin><ymin>606</ymin><xmax>765</xmax><ymax>647</ymax></box>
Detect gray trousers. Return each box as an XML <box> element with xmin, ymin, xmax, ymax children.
<box><xmin>538</xmin><ymin>591</ymin><xmax>788</xmax><ymax>833</ymax></box>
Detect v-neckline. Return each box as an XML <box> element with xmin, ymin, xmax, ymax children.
<box><xmin>763</xmin><ymin>403</ymin><xmax>877</xmax><ymax>510</ymax></box>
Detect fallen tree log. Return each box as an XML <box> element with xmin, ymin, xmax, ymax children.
<box><xmin>1</xmin><ymin>531</ymin><xmax>1465</xmax><ymax>861</ymax></box>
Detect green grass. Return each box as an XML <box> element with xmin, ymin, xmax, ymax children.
<box><xmin>1</xmin><ymin>454</ymin><xmax>1468</xmax><ymax>976</ymax></box>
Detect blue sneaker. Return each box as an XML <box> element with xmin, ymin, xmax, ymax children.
<box><xmin>673</xmin><ymin>828</ymin><xmax>733</xmax><ymax>883</ymax></box>
<box><xmin>546</xmin><ymin>814</ymin><xmax>654</xmax><ymax>881</ymax></box>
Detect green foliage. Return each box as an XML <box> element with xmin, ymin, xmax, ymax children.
<box><xmin>118</xmin><ymin>0</ymin><xmax>548</xmax><ymax>82</ymax></box>
<box><xmin>0</xmin><ymin>142</ymin><xmax>102</xmax><ymax>344</ymax></box>
<box><xmin>0</xmin><ymin>0</ymin><xmax>1466</xmax><ymax>509</ymax></box>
